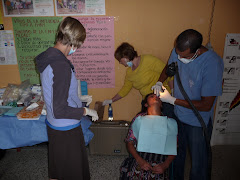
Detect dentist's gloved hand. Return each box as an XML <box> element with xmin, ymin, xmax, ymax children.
<box><xmin>84</xmin><ymin>107</ymin><xmax>99</xmax><ymax>121</ymax></box>
<box><xmin>102</xmin><ymin>99</ymin><xmax>113</xmax><ymax>106</ymax></box>
<box><xmin>151</xmin><ymin>81</ymin><xmax>163</xmax><ymax>97</ymax></box>
<box><xmin>80</xmin><ymin>95</ymin><xmax>92</xmax><ymax>106</ymax></box>
<box><xmin>159</xmin><ymin>86</ymin><xmax>176</xmax><ymax>105</ymax></box>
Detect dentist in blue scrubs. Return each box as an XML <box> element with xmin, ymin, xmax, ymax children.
<box><xmin>152</xmin><ymin>29</ymin><xmax>224</xmax><ymax>180</ymax></box>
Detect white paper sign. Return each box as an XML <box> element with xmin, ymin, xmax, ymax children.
<box><xmin>211</xmin><ymin>34</ymin><xmax>240</xmax><ymax>146</ymax></box>
<box><xmin>0</xmin><ymin>30</ymin><xmax>17</xmax><ymax>65</ymax></box>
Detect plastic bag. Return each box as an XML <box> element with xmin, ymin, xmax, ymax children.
<box><xmin>2</xmin><ymin>80</ymin><xmax>31</xmax><ymax>106</ymax></box>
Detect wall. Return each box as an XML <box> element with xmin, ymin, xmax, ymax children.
<box><xmin>0</xmin><ymin>0</ymin><xmax>240</xmax><ymax>121</ymax></box>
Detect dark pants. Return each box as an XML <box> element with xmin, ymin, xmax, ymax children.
<box><xmin>161</xmin><ymin>102</ymin><xmax>175</xmax><ymax>118</ymax></box>
<box><xmin>0</xmin><ymin>149</ymin><xmax>6</xmax><ymax>160</ymax></box>
<box><xmin>161</xmin><ymin>102</ymin><xmax>176</xmax><ymax>180</ymax></box>
<box><xmin>173</xmin><ymin>120</ymin><xmax>212</xmax><ymax>180</ymax></box>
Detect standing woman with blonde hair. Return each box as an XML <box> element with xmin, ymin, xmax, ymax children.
<box><xmin>36</xmin><ymin>17</ymin><xmax>98</xmax><ymax>180</ymax></box>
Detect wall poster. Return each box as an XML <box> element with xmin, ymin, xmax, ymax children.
<box><xmin>12</xmin><ymin>16</ymin><xmax>115</xmax><ymax>88</ymax></box>
<box><xmin>0</xmin><ymin>30</ymin><xmax>17</xmax><ymax>65</ymax></box>
<box><xmin>2</xmin><ymin>0</ymin><xmax>54</xmax><ymax>17</ymax></box>
<box><xmin>68</xmin><ymin>16</ymin><xmax>115</xmax><ymax>88</ymax></box>
<box><xmin>12</xmin><ymin>17</ymin><xmax>61</xmax><ymax>84</ymax></box>
<box><xmin>55</xmin><ymin>0</ymin><xmax>105</xmax><ymax>16</ymax></box>
<box><xmin>211</xmin><ymin>33</ymin><xmax>240</xmax><ymax>146</ymax></box>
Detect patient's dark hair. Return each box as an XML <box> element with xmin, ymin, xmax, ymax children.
<box><xmin>139</xmin><ymin>93</ymin><xmax>154</xmax><ymax>114</ymax></box>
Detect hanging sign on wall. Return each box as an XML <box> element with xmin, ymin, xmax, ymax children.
<box><xmin>211</xmin><ymin>33</ymin><xmax>240</xmax><ymax>146</ymax></box>
<box><xmin>12</xmin><ymin>16</ymin><xmax>115</xmax><ymax>88</ymax></box>
<box><xmin>12</xmin><ymin>17</ymin><xmax>61</xmax><ymax>84</ymax></box>
<box><xmin>68</xmin><ymin>16</ymin><xmax>115</xmax><ymax>88</ymax></box>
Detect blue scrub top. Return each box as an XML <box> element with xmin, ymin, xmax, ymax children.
<box><xmin>169</xmin><ymin>48</ymin><xmax>224</xmax><ymax>127</ymax></box>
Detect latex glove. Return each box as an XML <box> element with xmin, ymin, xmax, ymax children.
<box><xmin>80</xmin><ymin>95</ymin><xmax>92</xmax><ymax>106</ymax></box>
<box><xmin>151</xmin><ymin>81</ymin><xmax>163</xmax><ymax>97</ymax></box>
<box><xmin>84</xmin><ymin>107</ymin><xmax>99</xmax><ymax>121</ymax></box>
<box><xmin>159</xmin><ymin>86</ymin><xmax>176</xmax><ymax>105</ymax></box>
<box><xmin>102</xmin><ymin>99</ymin><xmax>113</xmax><ymax>106</ymax></box>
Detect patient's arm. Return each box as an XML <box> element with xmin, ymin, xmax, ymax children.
<box><xmin>152</xmin><ymin>155</ymin><xmax>175</xmax><ymax>174</ymax></box>
<box><xmin>126</xmin><ymin>141</ymin><xmax>152</xmax><ymax>171</ymax></box>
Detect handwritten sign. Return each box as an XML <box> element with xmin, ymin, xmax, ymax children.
<box><xmin>12</xmin><ymin>16</ymin><xmax>115</xmax><ymax>88</ymax></box>
<box><xmin>12</xmin><ymin>17</ymin><xmax>62</xmax><ymax>84</ymax></box>
<box><xmin>68</xmin><ymin>16</ymin><xmax>115</xmax><ymax>88</ymax></box>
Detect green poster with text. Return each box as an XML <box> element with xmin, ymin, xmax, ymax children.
<box><xmin>12</xmin><ymin>17</ymin><xmax>62</xmax><ymax>84</ymax></box>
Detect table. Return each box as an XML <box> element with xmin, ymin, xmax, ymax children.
<box><xmin>0</xmin><ymin>115</ymin><xmax>93</xmax><ymax>150</ymax></box>
<box><xmin>0</xmin><ymin>115</ymin><xmax>48</xmax><ymax>150</ymax></box>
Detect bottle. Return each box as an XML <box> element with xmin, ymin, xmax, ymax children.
<box><xmin>108</xmin><ymin>104</ymin><xmax>113</xmax><ymax>121</ymax></box>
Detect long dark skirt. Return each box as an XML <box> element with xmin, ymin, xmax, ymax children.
<box><xmin>47</xmin><ymin>125</ymin><xmax>90</xmax><ymax>180</ymax></box>
<box><xmin>120</xmin><ymin>152</ymin><xmax>169</xmax><ymax>180</ymax></box>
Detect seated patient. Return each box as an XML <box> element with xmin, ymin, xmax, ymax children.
<box><xmin>120</xmin><ymin>93</ymin><xmax>177</xmax><ymax>180</ymax></box>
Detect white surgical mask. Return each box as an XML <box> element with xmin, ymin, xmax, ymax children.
<box><xmin>68</xmin><ymin>46</ymin><xmax>76</xmax><ymax>55</ymax></box>
<box><xmin>178</xmin><ymin>49</ymin><xmax>199</xmax><ymax>64</ymax></box>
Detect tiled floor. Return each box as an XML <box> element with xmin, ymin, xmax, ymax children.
<box><xmin>0</xmin><ymin>144</ymin><xmax>239</xmax><ymax>180</ymax></box>
<box><xmin>0</xmin><ymin>144</ymin><xmax>126</xmax><ymax>180</ymax></box>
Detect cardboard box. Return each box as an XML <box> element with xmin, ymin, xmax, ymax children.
<box><xmin>94</xmin><ymin>101</ymin><xmax>104</xmax><ymax>122</ymax></box>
